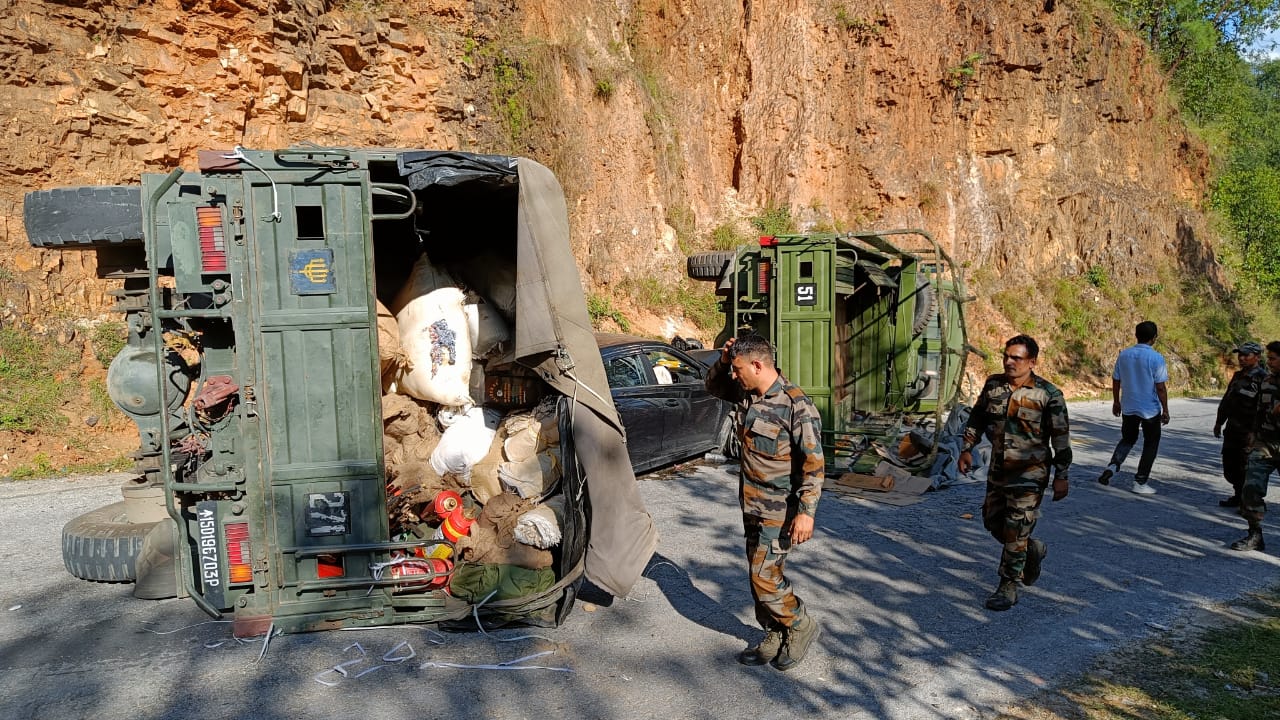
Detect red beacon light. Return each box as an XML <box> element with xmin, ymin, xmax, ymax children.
<box><xmin>758</xmin><ymin>235</ymin><xmax>777</xmax><ymax>247</ymax></box>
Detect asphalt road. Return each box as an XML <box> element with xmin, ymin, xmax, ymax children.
<box><xmin>2</xmin><ymin>397</ymin><xmax>1277</xmax><ymax>720</ymax></box>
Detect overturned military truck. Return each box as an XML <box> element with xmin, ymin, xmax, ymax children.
<box><xmin>23</xmin><ymin>147</ymin><xmax>658</xmax><ymax>635</ymax></box>
<box><xmin>687</xmin><ymin>230</ymin><xmax>971</xmax><ymax>475</ymax></box>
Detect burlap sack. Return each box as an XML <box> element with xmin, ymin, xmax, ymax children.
<box><xmin>498</xmin><ymin>448</ymin><xmax>560</xmax><ymax>500</ymax></box>
<box><xmin>377</xmin><ymin>300</ymin><xmax>411</xmax><ymax>391</ymax></box>
<box><xmin>454</xmin><ymin>492</ymin><xmax>553</xmax><ymax>570</ymax></box>
<box><xmin>382</xmin><ymin>393</ymin><xmax>441</xmax><ymax>473</ymax></box>
<box><xmin>468</xmin><ymin>427</ymin><xmax>506</xmax><ymax>505</ymax></box>
<box><xmin>500</xmin><ymin>400</ymin><xmax>558</xmax><ymax>462</ymax></box>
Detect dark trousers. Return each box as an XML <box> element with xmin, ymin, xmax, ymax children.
<box><xmin>1222</xmin><ymin>431</ymin><xmax>1250</xmax><ymax>495</ymax></box>
<box><xmin>1108</xmin><ymin>413</ymin><xmax>1162</xmax><ymax>482</ymax></box>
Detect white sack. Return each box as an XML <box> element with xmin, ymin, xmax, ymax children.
<box><xmin>396</xmin><ymin>287</ymin><xmax>473</xmax><ymax>406</ymax></box>
<box><xmin>429</xmin><ymin>406</ymin><xmax>502</xmax><ymax>481</ymax></box>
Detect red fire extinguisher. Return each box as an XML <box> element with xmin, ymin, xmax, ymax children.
<box><xmin>418</xmin><ymin>490</ymin><xmax>475</xmax><ymax>560</ymax></box>
<box><xmin>387</xmin><ymin>555</ymin><xmax>452</xmax><ymax>592</ymax></box>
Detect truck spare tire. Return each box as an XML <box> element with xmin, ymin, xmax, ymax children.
<box><xmin>62</xmin><ymin>500</ymin><xmax>159</xmax><ymax>583</ymax></box>
<box><xmin>24</xmin><ymin>186</ymin><xmax>145</xmax><ymax>248</ymax></box>
<box><xmin>911</xmin><ymin>281</ymin><xmax>938</xmax><ymax>336</ymax></box>
<box><xmin>687</xmin><ymin>251</ymin><xmax>736</xmax><ymax>280</ymax></box>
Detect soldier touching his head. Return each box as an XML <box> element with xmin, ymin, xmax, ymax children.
<box><xmin>958</xmin><ymin>335</ymin><xmax>1072</xmax><ymax>612</ymax></box>
<box><xmin>706</xmin><ymin>334</ymin><xmax>824</xmax><ymax>671</ymax></box>
<box><xmin>1214</xmin><ymin>341</ymin><xmax>1266</xmax><ymax>508</ymax></box>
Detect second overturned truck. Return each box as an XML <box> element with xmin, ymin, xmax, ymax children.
<box><xmin>687</xmin><ymin>230</ymin><xmax>970</xmax><ymax>471</ymax></box>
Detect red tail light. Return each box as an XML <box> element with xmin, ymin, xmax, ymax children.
<box><xmin>758</xmin><ymin>260</ymin><xmax>771</xmax><ymax>294</ymax></box>
<box><xmin>224</xmin><ymin>521</ymin><xmax>253</xmax><ymax>583</ymax></box>
<box><xmin>197</xmin><ymin>206</ymin><xmax>228</xmax><ymax>273</ymax></box>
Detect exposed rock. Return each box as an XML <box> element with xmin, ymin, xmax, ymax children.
<box><xmin>0</xmin><ymin>0</ymin><xmax>1216</xmax><ymax>357</ymax></box>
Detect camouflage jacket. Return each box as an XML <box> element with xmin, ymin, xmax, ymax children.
<box><xmin>1252</xmin><ymin>371</ymin><xmax>1280</xmax><ymax>454</ymax></box>
<box><xmin>707</xmin><ymin>360</ymin><xmax>824</xmax><ymax>520</ymax></box>
<box><xmin>962</xmin><ymin>373</ymin><xmax>1071</xmax><ymax>486</ymax></box>
<box><xmin>1216</xmin><ymin>364</ymin><xmax>1267</xmax><ymax>435</ymax></box>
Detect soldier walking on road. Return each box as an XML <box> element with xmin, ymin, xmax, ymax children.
<box><xmin>1230</xmin><ymin>341</ymin><xmax>1280</xmax><ymax>552</ymax></box>
<box><xmin>1214</xmin><ymin>342</ymin><xmax>1266</xmax><ymax>508</ymax></box>
<box><xmin>1097</xmin><ymin>321</ymin><xmax>1170</xmax><ymax>495</ymax></box>
<box><xmin>958</xmin><ymin>335</ymin><xmax>1072</xmax><ymax>612</ymax></box>
<box><xmin>706</xmin><ymin>334</ymin><xmax>824</xmax><ymax>671</ymax></box>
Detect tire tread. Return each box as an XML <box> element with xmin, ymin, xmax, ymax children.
<box><xmin>687</xmin><ymin>251</ymin><xmax>736</xmax><ymax>280</ymax></box>
<box><xmin>24</xmin><ymin>186</ymin><xmax>144</xmax><ymax>248</ymax></box>
<box><xmin>61</xmin><ymin>500</ymin><xmax>158</xmax><ymax>583</ymax></box>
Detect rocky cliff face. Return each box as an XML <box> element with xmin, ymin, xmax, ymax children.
<box><xmin>0</xmin><ymin>0</ymin><xmax>1212</xmax><ymax>348</ymax></box>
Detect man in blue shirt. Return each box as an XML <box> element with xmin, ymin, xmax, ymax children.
<box><xmin>1097</xmin><ymin>321</ymin><xmax>1170</xmax><ymax>495</ymax></box>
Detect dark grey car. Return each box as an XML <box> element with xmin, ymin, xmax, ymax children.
<box><xmin>596</xmin><ymin>333</ymin><xmax>735</xmax><ymax>474</ymax></box>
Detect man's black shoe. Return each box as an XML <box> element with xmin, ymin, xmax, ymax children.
<box><xmin>1023</xmin><ymin>539</ymin><xmax>1047</xmax><ymax>587</ymax></box>
<box><xmin>1231</xmin><ymin>529</ymin><xmax>1265</xmax><ymax>552</ymax></box>
<box><xmin>1097</xmin><ymin>469</ymin><xmax>1113</xmax><ymax>486</ymax></box>
<box><xmin>1219</xmin><ymin>495</ymin><xmax>1241</xmax><ymax>508</ymax></box>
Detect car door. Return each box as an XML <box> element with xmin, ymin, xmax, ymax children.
<box><xmin>602</xmin><ymin>348</ymin><xmax>668</xmax><ymax>472</ymax></box>
<box><xmin>643</xmin><ymin>346</ymin><xmax>722</xmax><ymax>460</ymax></box>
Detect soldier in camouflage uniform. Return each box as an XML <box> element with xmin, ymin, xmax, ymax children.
<box><xmin>706</xmin><ymin>334</ymin><xmax>824</xmax><ymax>672</ymax></box>
<box><xmin>1213</xmin><ymin>342</ymin><xmax>1267</xmax><ymax>508</ymax></box>
<box><xmin>958</xmin><ymin>335</ymin><xmax>1071</xmax><ymax>611</ymax></box>
<box><xmin>1230</xmin><ymin>340</ymin><xmax>1280</xmax><ymax>552</ymax></box>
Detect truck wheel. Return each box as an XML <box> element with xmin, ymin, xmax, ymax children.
<box><xmin>24</xmin><ymin>186</ymin><xmax>144</xmax><ymax>248</ymax></box>
<box><xmin>62</xmin><ymin>500</ymin><xmax>159</xmax><ymax>582</ymax></box>
<box><xmin>687</xmin><ymin>251</ymin><xmax>736</xmax><ymax>280</ymax></box>
<box><xmin>911</xmin><ymin>281</ymin><xmax>938</xmax><ymax>336</ymax></box>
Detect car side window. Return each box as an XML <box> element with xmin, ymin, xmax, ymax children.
<box><xmin>606</xmin><ymin>355</ymin><xmax>648</xmax><ymax>389</ymax></box>
<box><xmin>646</xmin><ymin>350</ymin><xmax>703</xmax><ymax>385</ymax></box>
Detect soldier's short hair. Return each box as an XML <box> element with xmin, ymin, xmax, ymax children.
<box><xmin>1136</xmin><ymin>321</ymin><xmax>1158</xmax><ymax>343</ymax></box>
<box><xmin>730</xmin><ymin>333</ymin><xmax>776</xmax><ymax>367</ymax></box>
<box><xmin>1267</xmin><ymin>340</ymin><xmax>1280</xmax><ymax>356</ymax></box>
<box><xmin>1006</xmin><ymin>334</ymin><xmax>1039</xmax><ymax>359</ymax></box>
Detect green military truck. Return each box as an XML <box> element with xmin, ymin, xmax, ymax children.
<box><xmin>687</xmin><ymin>230</ymin><xmax>970</xmax><ymax>470</ymax></box>
<box><xmin>23</xmin><ymin>147</ymin><xmax>657</xmax><ymax>635</ymax></box>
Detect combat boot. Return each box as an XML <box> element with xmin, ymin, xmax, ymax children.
<box><xmin>737</xmin><ymin>627</ymin><xmax>783</xmax><ymax>666</ymax></box>
<box><xmin>1230</xmin><ymin>527</ymin><xmax>1266</xmax><ymax>552</ymax></box>
<box><xmin>985</xmin><ymin>579</ymin><xmax>1018</xmax><ymax>611</ymax></box>
<box><xmin>771</xmin><ymin>612</ymin><xmax>821</xmax><ymax>672</ymax></box>
<box><xmin>1022</xmin><ymin>539</ymin><xmax>1047</xmax><ymax>587</ymax></box>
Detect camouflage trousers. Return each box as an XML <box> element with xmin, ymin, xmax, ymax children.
<box><xmin>742</xmin><ymin>514</ymin><xmax>805</xmax><ymax>630</ymax></box>
<box><xmin>982</xmin><ymin>481</ymin><xmax>1045</xmax><ymax>582</ymax></box>
<box><xmin>1241</xmin><ymin>450</ymin><xmax>1280</xmax><ymax>525</ymax></box>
